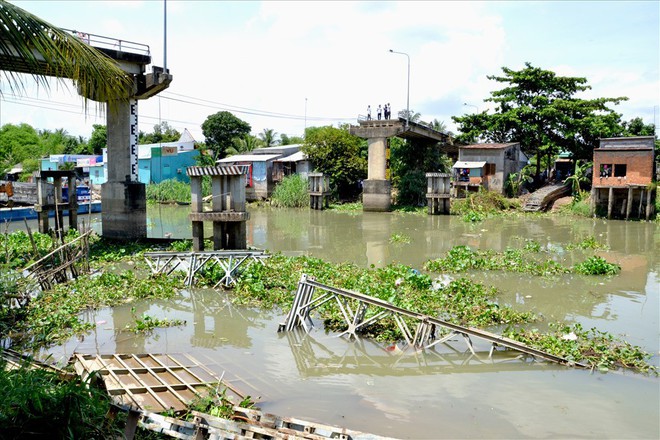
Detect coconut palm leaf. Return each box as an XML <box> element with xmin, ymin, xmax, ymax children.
<box><xmin>0</xmin><ymin>0</ymin><xmax>132</xmax><ymax>107</ymax></box>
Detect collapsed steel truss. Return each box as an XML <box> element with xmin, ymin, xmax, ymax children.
<box><xmin>143</xmin><ymin>250</ymin><xmax>269</xmax><ymax>287</ymax></box>
<box><xmin>279</xmin><ymin>274</ymin><xmax>587</xmax><ymax>368</ymax></box>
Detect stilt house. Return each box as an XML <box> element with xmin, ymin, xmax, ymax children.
<box><xmin>591</xmin><ymin>136</ymin><xmax>656</xmax><ymax>219</ymax></box>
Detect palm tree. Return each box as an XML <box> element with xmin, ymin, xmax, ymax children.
<box><xmin>0</xmin><ymin>1</ymin><xmax>132</xmax><ymax>107</ymax></box>
<box><xmin>258</xmin><ymin>128</ymin><xmax>278</xmax><ymax>148</ymax></box>
<box><xmin>226</xmin><ymin>134</ymin><xmax>259</xmax><ymax>157</ymax></box>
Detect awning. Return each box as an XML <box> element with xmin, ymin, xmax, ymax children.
<box><xmin>453</xmin><ymin>161</ymin><xmax>486</xmax><ymax>169</ymax></box>
<box><xmin>217</xmin><ymin>154</ymin><xmax>281</xmax><ymax>163</ymax></box>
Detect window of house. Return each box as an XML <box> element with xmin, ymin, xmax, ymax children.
<box><xmin>486</xmin><ymin>163</ymin><xmax>496</xmax><ymax>175</ymax></box>
<box><xmin>613</xmin><ymin>164</ymin><xmax>627</xmax><ymax>177</ymax></box>
<box><xmin>600</xmin><ymin>164</ymin><xmax>612</xmax><ymax>177</ymax></box>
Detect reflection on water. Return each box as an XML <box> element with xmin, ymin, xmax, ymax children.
<box><xmin>37</xmin><ymin>205</ymin><xmax>659</xmax><ymax>439</ymax></box>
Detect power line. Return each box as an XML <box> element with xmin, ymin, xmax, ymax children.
<box><xmin>159</xmin><ymin>91</ymin><xmax>352</xmax><ymax>121</ymax></box>
<box><xmin>0</xmin><ymin>90</ymin><xmax>354</xmax><ymax>132</ymax></box>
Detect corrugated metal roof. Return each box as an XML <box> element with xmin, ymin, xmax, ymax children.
<box><xmin>276</xmin><ymin>151</ymin><xmax>307</xmax><ymax>162</ymax></box>
<box><xmin>461</xmin><ymin>142</ymin><xmax>518</xmax><ymax>149</ymax></box>
<box><xmin>217</xmin><ymin>154</ymin><xmax>281</xmax><ymax>163</ymax></box>
<box><xmin>453</xmin><ymin>161</ymin><xmax>486</xmax><ymax>168</ymax></box>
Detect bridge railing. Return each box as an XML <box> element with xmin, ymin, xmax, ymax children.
<box><xmin>63</xmin><ymin>29</ymin><xmax>150</xmax><ymax>57</ymax></box>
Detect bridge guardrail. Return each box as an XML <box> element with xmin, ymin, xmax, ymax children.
<box><xmin>64</xmin><ymin>29</ymin><xmax>150</xmax><ymax>57</ymax></box>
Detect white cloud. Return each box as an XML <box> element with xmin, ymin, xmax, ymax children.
<box><xmin>2</xmin><ymin>1</ymin><xmax>658</xmax><ymax>140</ymax></box>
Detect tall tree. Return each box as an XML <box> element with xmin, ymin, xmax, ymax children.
<box><xmin>201</xmin><ymin>111</ymin><xmax>251</xmax><ymax>160</ymax></box>
<box><xmin>280</xmin><ymin>134</ymin><xmax>304</xmax><ymax>145</ymax></box>
<box><xmin>622</xmin><ymin>117</ymin><xmax>656</xmax><ymax>136</ymax></box>
<box><xmin>226</xmin><ymin>134</ymin><xmax>259</xmax><ymax>157</ymax></box>
<box><xmin>258</xmin><ymin>128</ymin><xmax>278</xmax><ymax>148</ymax></box>
<box><xmin>139</xmin><ymin>121</ymin><xmax>180</xmax><ymax>144</ymax></box>
<box><xmin>452</xmin><ymin>63</ymin><xmax>627</xmax><ymax>178</ymax></box>
<box><xmin>39</xmin><ymin>128</ymin><xmax>71</xmax><ymax>155</ymax></box>
<box><xmin>302</xmin><ymin>126</ymin><xmax>367</xmax><ymax>200</ymax></box>
<box><xmin>0</xmin><ymin>123</ymin><xmax>42</xmax><ymax>165</ymax></box>
<box><xmin>87</xmin><ymin>124</ymin><xmax>107</xmax><ymax>155</ymax></box>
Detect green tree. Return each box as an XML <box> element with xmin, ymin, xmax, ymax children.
<box><xmin>87</xmin><ymin>124</ymin><xmax>107</xmax><ymax>154</ymax></box>
<box><xmin>302</xmin><ymin>126</ymin><xmax>367</xmax><ymax>200</ymax></box>
<box><xmin>0</xmin><ymin>1</ymin><xmax>132</xmax><ymax>107</ymax></box>
<box><xmin>139</xmin><ymin>121</ymin><xmax>180</xmax><ymax>144</ymax></box>
<box><xmin>201</xmin><ymin>111</ymin><xmax>251</xmax><ymax>160</ymax></box>
<box><xmin>400</xmin><ymin>109</ymin><xmax>422</xmax><ymax>123</ymax></box>
<box><xmin>622</xmin><ymin>117</ymin><xmax>655</xmax><ymax>136</ymax></box>
<box><xmin>452</xmin><ymin>63</ymin><xmax>626</xmax><ymax>178</ymax></box>
<box><xmin>258</xmin><ymin>128</ymin><xmax>278</xmax><ymax>148</ymax></box>
<box><xmin>280</xmin><ymin>134</ymin><xmax>304</xmax><ymax>145</ymax></box>
<box><xmin>0</xmin><ymin>123</ymin><xmax>42</xmax><ymax>165</ymax></box>
<box><xmin>390</xmin><ymin>136</ymin><xmax>453</xmax><ymax>206</ymax></box>
<box><xmin>38</xmin><ymin>128</ymin><xmax>75</xmax><ymax>156</ymax></box>
<box><xmin>226</xmin><ymin>134</ymin><xmax>260</xmax><ymax>157</ymax></box>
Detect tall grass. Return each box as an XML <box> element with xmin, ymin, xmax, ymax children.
<box><xmin>146</xmin><ymin>178</ymin><xmax>211</xmax><ymax>204</ymax></box>
<box><xmin>146</xmin><ymin>179</ymin><xmax>191</xmax><ymax>203</ymax></box>
<box><xmin>271</xmin><ymin>174</ymin><xmax>309</xmax><ymax>208</ymax></box>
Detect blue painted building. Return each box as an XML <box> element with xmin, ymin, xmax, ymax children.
<box><xmin>42</xmin><ymin>129</ymin><xmax>200</xmax><ymax>185</ymax></box>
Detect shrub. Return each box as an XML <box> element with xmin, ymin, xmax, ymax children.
<box><xmin>270</xmin><ymin>174</ymin><xmax>309</xmax><ymax>208</ymax></box>
<box><xmin>0</xmin><ymin>363</ymin><xmax>121</xmax><ymax>438</ymax></box>
<box><xmin>146</xmin><ymin>179</ymin><xmax>191</xmax><ymax>203</ymax></box>
<box><xmin>395</xmin><ymin>170</ymin><xmax>426</xmax><ymax>206</ymax></box>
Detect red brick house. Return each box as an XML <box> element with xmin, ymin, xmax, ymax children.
<box><xmin>591</xmin><ymin>136</ymin><xmax>656</xmax><ymax>219</ymax></box>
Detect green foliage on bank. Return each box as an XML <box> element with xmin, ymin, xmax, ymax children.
<box><xmin>270</xmin><ymin>174</ymin><xmax>309</xmax><ymax>208</ymax></box>
<box><xmin>146</xmin><ymin>179</ymin><xmax>192</xmax><ymax>204</ymax></box>
<box><xmin>0</xmin><ymin>362</ymin><xmax>122</xmax><ymax>438</ymax></box>
<box><xmin>450</xmin><ymin>190</ymin><xmax>521</xmax><ymax>222</ymax></box>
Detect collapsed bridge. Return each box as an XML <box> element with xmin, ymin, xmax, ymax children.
<box><xmin>279</xmin><ymin>274</ymin><xmax>588</xmax><ymax>369</ymax></box>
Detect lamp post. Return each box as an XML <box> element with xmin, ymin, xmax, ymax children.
<box><xmin>389</xmin><ymin>49</ymin><xmax>410</xmax><ymax>128</ymax></box>
<box><xmin>463</xmin><ymin>102</ymin><xmax>478</xmax><ymax>113</ymax></box>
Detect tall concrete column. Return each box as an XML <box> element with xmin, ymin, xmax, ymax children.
<box><xmin>363</xmin><ymin>136</ymin><xmax>391</xmax><ymax>211</ymax></box>
<box><xmin>350</xmin><ymin>123</ymin><xmax>401</xmax><ymax>212</ymax></box>
<box><xmin>102</xmin><ymin>98</ymin><xmax>147</xmax><ymax>239</ymax></box>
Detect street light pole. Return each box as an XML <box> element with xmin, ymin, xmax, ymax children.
<box><xmin>463</xmin><ymin>102</ymin><xmax>478</xmax><ymax>113</ymax></box>
<box><xmin>389</xmin><ymin>49</ymin><xmax>410</xmax><ymax>128</ymax></box>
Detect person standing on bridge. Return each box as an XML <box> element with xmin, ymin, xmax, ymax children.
<box><xmin>385</xmin><ymin>103</ymin><xmax>391</xmax><ymax>119</ymax></box>
<box><xmin>367</xmin><ymin>105</ymin><xmax>372</xmax><ymax>120</ymax></box>
<box><xmin>377</xmin><ymin>104</ymin><xmax>382</xmax><ymax>120</ymax></box>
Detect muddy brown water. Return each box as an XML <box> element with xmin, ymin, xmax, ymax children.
<box><xmin>32</xmin><ymin>206</ymin><xmax>659</xmax><ymax>439</ymax></box>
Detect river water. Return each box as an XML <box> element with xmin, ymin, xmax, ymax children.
<box><xmin>36</xmin><ymin>205</ymin><xmax>659</xmax><ymax>439</ymax></box>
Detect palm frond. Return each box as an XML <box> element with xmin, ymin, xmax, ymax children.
<box><xmin>0</xmin><ymin>0</ymin><xmax>132</xmax><ymax>108</ymax></box>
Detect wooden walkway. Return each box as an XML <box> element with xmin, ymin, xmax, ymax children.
<box><xmin>522</xmin><ymin>183</ymin><xmax>571</xmax><ymax>212</ymax></box>
<box><xmin>143</xmin><ymin>250</ymin><xmax>269</xmax><ymax>287</ymax></box>
<box><xmin>279</xmin><ymin>274</ymin><xmax>588</xmax><ymax>369</ymax></box>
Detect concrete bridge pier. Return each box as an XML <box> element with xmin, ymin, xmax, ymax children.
<box><xmin>363</xmin><ymin>136</ymin><xmax>391</xmax><ymax>211</ymax></box>
<box><xmin>350</xmin><ymin>118</ymin><xmax>453</xmax><ymax>212</ymax></box>
<box><xmin>102</xmin><ymin>98</ymin><xmax>147</xmax><ymax>239</ymax></box>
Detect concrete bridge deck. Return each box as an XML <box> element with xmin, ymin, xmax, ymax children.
<box><xmin>350</xmin><ymin>117</ymin><xmax>453</xmax><ymax>146</ymax></box>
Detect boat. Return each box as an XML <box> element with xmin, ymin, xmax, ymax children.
<box><xmin>0</xmin><ymin>201</ymin><xmax>102</xmax><ymax>222</ymax></box>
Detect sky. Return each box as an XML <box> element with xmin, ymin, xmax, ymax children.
<box><xmin>1</xmin><ymin>0</ymin><xmax>658</xmax><ymax>143</ymax></box>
